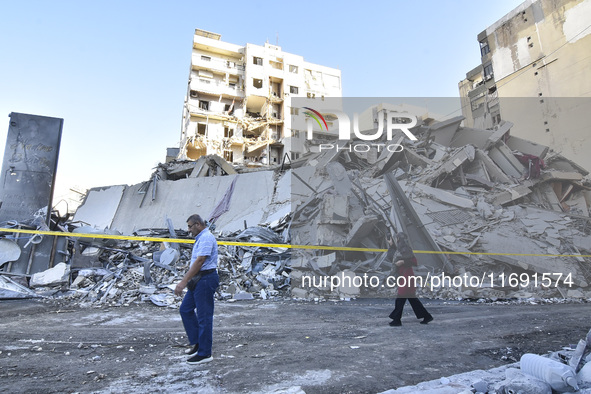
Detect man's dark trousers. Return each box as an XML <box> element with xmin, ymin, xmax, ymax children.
<box><xmin>180</xmin><ymin>272</ymin><xmax>219</xmax><ymax>356</ymax></box>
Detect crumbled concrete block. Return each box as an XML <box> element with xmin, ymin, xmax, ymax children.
<box><xmin>233</xmin><ymin>291</ymin><xmax>254</xmax><ymax>300</ymax></box>
<box><xmin>476</xmin><ymin>197</ymin><xmax>494</xmax><ymax>219</ymax></box>
<box><xmin>30</xmin><ymin>263</ymin><xmax>70</xmax><ymax>287</ymax></box>
<box><xmin>567</xmin><ymin>289</ymin><xmax>585</xmax><ymax>298</ymax></box>
<box><xmin>337</xmin><ymin>270</ymin><xmax>360</xmax><ymax>297</ymax></box>
<box><xmin>471</xmin><ymin>380</ymin><xmax>488</xmax><ymax>393</ymax></box>
<box><xmin>159</xmin><ymin>248</ymin><xmax>180</xmax><ymax>265</ymax></box>
<box><xmin>139</xmin><ymin>285</ymin><xmax>156</xmax><ymax>295</ymax></box>
<box><xmin>569</xmin><ymin>339</ymin><xmax>587</xmax><ymax>370</ymax></box>
<box><xmin>496</xmin><ymin>368</ymin><xmax>552</xmax><ymax>394</ymax></box>
<box><xmin>71</xmin><ymin>275</ymin><xmax>87</xmax><ymax>288</ymax></box>
<box><xmin>225</xmin><ymin>284</ymin><xmax>238</xmax><ymax>295</ymax></box>
<box><xmin>290</xmin><ymin>288</ymin><xmax>309</xmax><ymax>299</ymax></box>
<box><xmin>316</xmin><ymin>253</ymin><xmax>336</xmax><ymax>269</ymax></box>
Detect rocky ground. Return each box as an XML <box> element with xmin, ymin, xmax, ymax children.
<box><xmin>1</xmin><ymin>297</ymin><xmax>590</xmax><ymax>393</ymax></box>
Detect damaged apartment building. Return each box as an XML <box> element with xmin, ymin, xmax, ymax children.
<box><xmin>175</xmin><ymin>29</ymin><xmax>342</xmax><ymax>166</ymax></box>
<box><xmin>458</xmin><ymin>0</ymin><xmax>591</xmax><ymax>171</ymax></box>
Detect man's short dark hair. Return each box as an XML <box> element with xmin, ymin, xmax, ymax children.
<box><xmin>187</xmin><ymin>214</ymin><xmax>205</xmax><ymax>226</ymax></box>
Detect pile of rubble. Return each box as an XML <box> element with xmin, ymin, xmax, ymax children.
<box><xmin>21</xmin><ymin>223</ymin><xmax>292</xmax><ymax>307</ymax></box>
<box><xmin>385</xmin><ymin>328</ymin><xmax>591</xmax><ymax>393</ymax></box>
<box><xmin>2</xmin><ymin>112</ymin><xmax>591</xmax><ymax>305</ymax></box>
<box><xmin>288</xmin><ymin>115</ymin><xmax>591</xmax><ymax>301</ymax></box>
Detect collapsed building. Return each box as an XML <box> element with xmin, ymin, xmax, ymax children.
<box><xmin>176</xmin><ymin>28</ymin><xmax>342</xmax><ymax>166</ymax></box>
<box><xmin>1</xmin><ymin>104</ymin><xmax>590</xmax><ymax>306</ymax></box>
<box><xmin>289</xmin><ymin>111</ymin><xmax>591</xmax><ymax>301</ymax></box>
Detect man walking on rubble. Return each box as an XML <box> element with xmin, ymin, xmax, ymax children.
<box><xmin>174</xmin><ymin>214</ymin><xmax>219</xmax><ymax>365</ymax></box>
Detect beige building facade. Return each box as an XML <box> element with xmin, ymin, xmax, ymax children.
<box><xmin>179</xmin><ymin>29</ymin><xmax>342</xmax><ymax>165</ymax></box>
<box><xmin>459</xmin><ymin>0</ymin><xmax>591</xmax><ymax>171</ymax></box>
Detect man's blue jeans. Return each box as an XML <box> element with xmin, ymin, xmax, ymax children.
<box><xmin>179</xmin><ymin>272</ymin><xmax>219</xmax><ymax>357</ymax></box>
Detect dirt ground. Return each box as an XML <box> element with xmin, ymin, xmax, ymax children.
<box><xmin>0</xmin><ymin>298</ymin><xmax>590</xmax><ymax>394</ymax></box>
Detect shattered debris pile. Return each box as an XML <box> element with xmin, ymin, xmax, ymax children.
<box><xmin>289</xmin><ymin>115</ymin><xmax>591</xmax><ymax>301</ymax></box>
<box><xmin>3</xmin><ymin>224</ymin><xmax>292</xmax><ymax>307</ymax></box>
<box><xmin>2</xmin><ymin>113</ymin><xmax>591</xmax><ymax>304</ymax></box>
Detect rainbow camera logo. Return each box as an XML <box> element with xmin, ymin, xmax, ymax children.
<box><xmin>303</xmin><ymin>107</ymin><xmax>328</xmax><ymax>131</ymax></box>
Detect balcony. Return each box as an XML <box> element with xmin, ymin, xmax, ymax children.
<box><xmin>190</xmin><ymin>78</ymin><xmax>244</xmax><ymax>98</ymax></box>
<box><xmin>192</xmin><ymin>53</ymin><xmax>245</xmax><ymax>75</ymax></box>
<box><xmin>467</xmin><ymin>83</ymin><xmax>487</xmax><ymax>100</ymax></box>
<box><xmin>269</xmin><ymin>90</ymin><xmax>284</xmax><ymax>103</ymax></box>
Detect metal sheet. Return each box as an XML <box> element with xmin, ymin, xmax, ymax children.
<box><xmin>427</xmin><ymin>209</ymin><xmax>473</xmax><ymax>226</ymax></box>
<box><xmin>2</xmin><ymin>233</ymin><xmax>67</xmax><ymax>275</ymax></box>
<box><xmin>0</xmin><ymin>113</ymin><xmax>63</xmax><ymax>225</ymax></box>
<box><xmin>0</xmin><ymin>238</ymin><xmax>21</xmax><ymax>266</ymax></box>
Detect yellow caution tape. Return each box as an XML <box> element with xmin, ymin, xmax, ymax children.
<box><xmin>0</xmin><ymin>227</ymin><xmax>589</xmax><ymax>258</ymax></box>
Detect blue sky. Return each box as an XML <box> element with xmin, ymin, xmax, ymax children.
<box><xmin>0</xmin><ymin>0</ymin><xmax>524</xmax><ymax>206</ymax></box>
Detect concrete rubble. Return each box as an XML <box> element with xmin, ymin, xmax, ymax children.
<box><xmin>382</xmin><ymin>328</ymin><xmax>591</xmax><ymax>393</ymax></box>
<box><xmin>1</xmin><ymin>115</ymin><xmax>591</xmax><ymax>305</ymax></box>
<box><xmin>288</xmin><ymin>117</ymin><xmax>591</xmax><ymax>301</ymax></box>
<box><xmin>20</xmin><ymin>222</ymin><xmax>291</xmax><ymax>308</ymax></box>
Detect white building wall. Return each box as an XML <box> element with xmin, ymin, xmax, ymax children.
<box><xmin>180</xmin><ymin>30</ymin><xmax>341</xmax><ymax>164</ymax></box>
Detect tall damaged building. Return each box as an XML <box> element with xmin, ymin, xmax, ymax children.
<box><xmin>177</xmin><ymin>29</ymin><xmax>342</xmax><ymax>166</ymax></box>
<box><xmin>459</xmin><ymin>0</ymin><xmax>591</xmax><ymax>172</ymax></box>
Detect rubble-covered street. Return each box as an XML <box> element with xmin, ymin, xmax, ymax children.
<box><xmin>1</xmin><ymin>298</ymin><xmax>590</xmax><ymax>393</ymax></box>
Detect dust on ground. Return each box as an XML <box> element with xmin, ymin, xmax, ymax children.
<box><xmin>0</xmin><ymin>298</ymin><xmax>589</xmax><ymax>393</ymax></box>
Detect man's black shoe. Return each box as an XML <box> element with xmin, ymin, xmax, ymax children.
<box><xmin>185</xmin><ymin>344</ymin><xmax>199</xmax><ymax>356</ymax></box>
<box><xmin>187</xmin><ymin>354</ymin><xmax>213</xmax><ymax>365</ymax></box>
<box><xmin>389</xmin><ymin>320</ymin><xmax>402</xmax><ymax>326</ymax></box>
<box><xmin>420</xmin><ymin>316</ymin><xmax>434</xmax><ymax>324</ymax></box>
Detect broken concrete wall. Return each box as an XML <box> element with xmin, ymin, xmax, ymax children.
<box><xmin>73</xmin><ymin>185</ymin><xmax>125</xmax><ymax>229</ymax></box>
<box><xmin>78</xmin><ymin>170</ymin><xmax>281</xmax><ymax>236</ymax></box>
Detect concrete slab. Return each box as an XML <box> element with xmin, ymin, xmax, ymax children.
<box><xmin>475</xmin><ymin>149</ymin><xmax>513</xmax><ymax>184</ymax></box>
<box><xmin>488</xmin><ymin>142</ymin><xmax>526</xmax><ymax>179</ymax></box>
<box><xmin>491</xmin><ymin>185</ymin><xmax>532</xmax><ymax>206</ymax></box>
<box><xmin>106</xmin><ymin>171</ymin><xmax>275</xmax><ymax>235</ymax></box>
<box><xmin>412</xmin><ymin>183</ymin><xmax>475</xmax><ymax>209</ymax></box>
<box><xmin>541</xmin><ymin>171</ymin><xmax>584</xmax><ymax>182</ymax></box>
<box><xmin>73</xmin><ymin>185</ymin><xmax>125</xmax><ymax>230</ymax></box>
<box><xmin>479</xmin><ymin>227</ymin><xmax>588</xmax><ymax>287</ymax></box>
<box><xmin>506</xmin><ymin>135</ymin><xmax>549</xmax><ymax>159</ymax></box>
<box><xmin>449</xmin><ymin>127</ymin><xmax>493</xmax><ymax>149</ymax></box>
<box><xmin>429</xmin><ymin>115</ymin><xmax>463</xmax><ymax>147</ymax></box>
<box><xmin>418</xmin><ymin>145</ymin><xmax>475</xmax><ymax>185</ymax></box>
<box><xmin>484</xmin><ymin>120</ymin><xmax>513</xmax><ymax>151</ymax></box>
<box><xmin>274</xmin><ymin>170</ymin><xmax>292</xmax><ymax>203</ymax></box>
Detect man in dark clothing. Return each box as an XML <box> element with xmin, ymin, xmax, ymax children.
<box><xmin>386</xmin><ymin>232</ymin><xmax>433</xmax><ymax>327</ymax></box>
